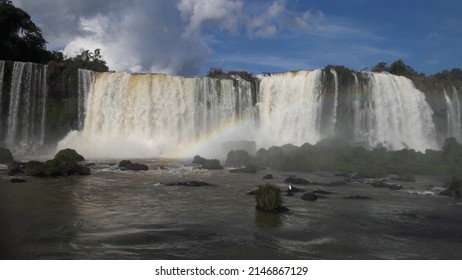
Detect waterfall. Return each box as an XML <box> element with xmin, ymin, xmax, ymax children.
<box><xmin>58</xmin><ymin>69</ymin><xmax>440</xmax><ymax>159</ymax></box>
<box><xmin>364</xmin><ymin>73</ymin><xmax>437</xmax><ymax>151</ymax></box>
<box><xmin>256</xmin><ymin>70</ymin><xmax>324</xmax><ymax>147</ymax></box>
<box><xmin>328</xmin><ymin>69</ymin><xmax>339</xmax><ymax>136</ymax></box>
<box><xmin>444</xmin><ymin>87</ymin><xmax>462</xmax><ymax>140</ymax></box>
<box><xmin>77</xmin><ymin>69</ymin><xmax>95</xmax><ymax>130</ymax></box>
<box><xmin>58</xmin><ymin>72</ymin><xmax>255</xmax><ymax>158</ymax></box>
<box><xmin>5</xmin><ymin>62</ymin><xmax>48</xmax><ymax>153</ymax></box>
<box><xmin>0</xmin><ymin>61</ymin><xmax>4</xmax><ymax>133</ymax></box>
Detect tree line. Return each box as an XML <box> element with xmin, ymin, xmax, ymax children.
<box><xmin>0</xmin><ymin>0</ymin><xmax>108</xmax><ymax>71</ymax></box>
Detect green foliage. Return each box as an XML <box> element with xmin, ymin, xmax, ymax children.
<box><xmin>61</xmin><ymin>49</ymin><xmax>109</xmax><ymax>72</ymax></box>
<box><xmin>206</xmin><ymin>67</ymin><xmax>255</xmax><ymax>83</ymax></box>
<box><xmin>255</xmin><ymin>184</ymin><xmax>283</xmax><ymax>211</ymax></box>
<box><xmin>193</xmin><ymin>155</ymin><xmax>223</xmax><ymax>170</ymax></box>
<box><xmin>0</xmin><ymin>148</ymin><xmax>14</xmax><ymax>163</ymax></box>
<box><xmin>432</xmin><ymin>68</ymin><xmax>462</xmax><ymax>82</ymax></box>
<box><xmin>0</xmin><ymin>1</ymin><xmax>51</xmax><ymax>63</ymax></box>
<box><xmin>250</xmin><ymin>137</ymin><xmax>462</xmax><ymax>177</ymax></box>
<box><xmin>371</xmin><ymin>62</ymin><xmax>389</xmax><ymax>72</ymax></box>
<box><xmin>201</xmin><ymin>159</ymin><xmax>223</xmax><ymax>170</ymax></box>
<box><xmin>54</xmin><ymin>148</ymin><xmax>85</xmax><ymax>163</ymax></box>
<box><xmin>26</xmin><ymin>149</ymin><xmax>89</xmax><ymax>177</ymax></box>
<box><xmin>226</xmin><ymin>150</ymin><xmax>251</xmax><ymax>166</ymax></box>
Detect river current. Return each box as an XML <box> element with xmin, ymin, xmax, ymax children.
<box><xmin>1</xmin><ymin>161</ymin><xmax>462</xmax><ymax>259</ymax></box>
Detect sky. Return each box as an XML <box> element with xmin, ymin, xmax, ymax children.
<box><xmin>12</xmin><ymin>0</ymin><xmax>462</xmax><ymax>76</ymax></box>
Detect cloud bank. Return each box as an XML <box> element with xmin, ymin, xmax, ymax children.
<box><xmin>12</xmin><ymin>0</ymin><xmax>386</xmax><ymax>74</ymax></box>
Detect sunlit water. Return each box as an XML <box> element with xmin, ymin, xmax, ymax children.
<box><xmin>1</xmin><ymin>161</ymin><xmax>462</xmax><ymax>259</ymax></box>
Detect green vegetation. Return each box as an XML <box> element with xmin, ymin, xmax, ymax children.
<box><xmin>192</xmin><ymin>155</ymin><xmax>223</xmax><ymax>170</ymax></box>
<box><xmin>236</xmin><ymin>137</ymin><xmax>462</xmax><ymax>179</ymax></box>
<box><xmin>0</xmin><ymin>1</ymin><xmax>108</xmax><ymax>71</ymax></box>
<box><xmin>206</xmin><ymin>67</ymin><xmax>255</xmax><ymax>83</ymax></box>
<box><xmin>0</xmin><ymin>0</ymin><xmax>50</xmax><ymax>63</ymax></box>
<box><xmin>225</xmin><ymin>150</ymin><xmax>251</xmax><ymax>166</ymax></box>
<box><xmin>26</xmin><ymin>149</ymin><xmax>89</xmax><ymax>177</ymax></box>
<box><xmin>0</xmin><ymin>148</ymin><xmax>13</xmax><ymax>164</ymax></box>
<box><xmin>255</xmin><ymin>184</ymin><xmax>283</xmax><ymax>212</ymax></box>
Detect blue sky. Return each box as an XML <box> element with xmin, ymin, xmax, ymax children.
<box><xmin>13</xmin><ymin>0</ymin><xmax>462</xmax><ymax>75</ymax></box>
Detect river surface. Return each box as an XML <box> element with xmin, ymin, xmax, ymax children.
<box><xmin>1</xmin><ymin>160</ymin><xmax>462</xmax><ymax>259</ymax></box>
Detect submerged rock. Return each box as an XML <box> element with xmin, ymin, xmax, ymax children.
<box><xmin>284</xmin><ymin>177</ymin><xmax>310</xmax><ymax>185</ymax></box>
<box><xmin>313</xmin><ymin>190</ymin><xmax>336</xmax><ymax>195</ymax></box>
<box><xmin>439</xmin><ymin>180</ymin><xmax>462</xmax><ymax>199</ymax></box>
<box><xmin>262</xmin><ymin>174</ymin><xmax>273</xmax><ymax>179</ymax></box>
<box><xmin>371</xmin><ymin>180</ymin><xmax>404</xmax><ymax>190</ymax></box>
<box><xmin>164</xmin><ymin>181</ymin><xmax>216</xmax><ymax>187</ymax></box>
<box><xmin>301</xmin><ymin>192</ymin><xmax>318</xmax><ymax>201</ymax></box>
<box><xmin>10</xmin><ymin>178</ymin><xmax>26</xmax><ymax>183</ymax></box>
<box><xmin>230</xmin><ymin>166</ymin><xmax>257</xmax><ymax>173</ymax></box>
<box><xmin>344</xmin><ymin>195</ymin><xmax>371</xmax><ymax>200</ymax></box>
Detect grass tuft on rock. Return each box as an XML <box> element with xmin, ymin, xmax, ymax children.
<box><xmin>255</xmin><ymin>184</ymin><xmax>283</xmax><ymax>212</ymax></box>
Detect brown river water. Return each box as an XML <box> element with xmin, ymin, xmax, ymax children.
<box><xmin>1</xmin><ymin>160</ymin><xmax>462</xmax><ymax>259</ymax></box>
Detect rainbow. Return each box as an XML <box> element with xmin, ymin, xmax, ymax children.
<box><xmin>170</xmin><ymin>114</ymin><xmax>257</xmax><ymax>159</ymax></box>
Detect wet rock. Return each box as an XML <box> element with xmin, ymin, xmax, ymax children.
<box><xmin>439</xmin><ymin>180</ymin><xmax>462</xmax><ymax>199</ymax></box>
<box><xmin>192</xmin><ymin>155</ymin><xmax>207</xmax><ymax>165</ymax></box>
<box><xmin>165</xmin><ymin>181</ymin><xmax>216</xmax><ymax>187</ymax></box>
<box><xmin>230</xmin><ymin>166</ymin><xmax>257</xmax><ymax>173</ymax></box>
<box><xmin>301</xmin><ymin>192</ymin><xmax>318</xmax><ymax>201</ymax></box>
<box><xmin>371</xmin><ymin>180</ymin><xmax>403</xmax><ymax>190</ymax></box>
<box><xmin>0</xmin><ymin>148</ymin><xmax>14</xmax><ymax>164</ymax></box>
<box><xmin>10</xmin><ymin>178</ymin><xmax>26</xmax><ymax>183</ymax></box>
<box><xmin>344</xmin><ymin>195</ymin><xmax>371</xmax><ymax>200</ymax></box>
<box><xmin>262</xmin><ymin>174</ymin><xmax>273</xmax><ymax>180</ymax></box>
<box><xmin>284</xmin><ymin>177</ymin><xmax>310</xmax><ymax>185</ymax></box>
<box><xmin>8</xmin><ymin>161</ymin><xmax>25</xmax><ymax>176</ymax></box>
<box><xmin>335</xmin><ymin>172</ymin><xmax>352</xmax><ymax>178</ymax></box>
<box><xmin>247</xmin><ymin>189</ymin><xmax>258</xmax><ymax>195</ymax></box>
<box><xmin>202</xmin><ymin>159</ymin><xmax>224</xmax><ymax>170</ymax></box>
<box><xmin>54</xmin><ymin>148</ymin><xmax>85</xmax><ymax>163</ymax></box>
<box><xmin>313</xmin><ymin>190</ymin><xmax>336</xmax><ymax>195</ymax></box>
<box><xmin>119</xmin><ymin>160</ymin><xmax>149</xmax><ymax>171</ymax></box>
<box><xmin>286</xmin><ymin>190</ymin><xmax>294</xmax><ymax>196</ymax></box>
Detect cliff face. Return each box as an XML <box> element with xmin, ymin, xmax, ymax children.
<box><xmin>1</xmin><ymin>60</ymin><xmax>461</xmax><ymax>158</ymax></box>
<box><xmin>0</xmin><ymin>61</ymin><xmax>80</xmax><ymax>155</ymax></box>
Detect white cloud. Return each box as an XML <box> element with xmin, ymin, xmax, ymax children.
<box><xmin>178</xmin><ymin>0</ymin><xmax>243</xmax><ymax>34</ymax></box>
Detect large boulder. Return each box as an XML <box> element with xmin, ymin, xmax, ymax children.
<box><xmin>26</xmin><ymin>149</ymin><xmax>90</xmax><ymax>177</ymax></box>
<box><xmin>301</xmin><ymin>192</ymin><xmax>318</xmax><ymax>201</ymax></box>
<box><xmin>54</xmin><ymin>148</ymin><xmax>85</xmax><ymax>163</ymax></box>
<box><xmin>0</xmin><ymin>148</ymin><xmax>14</xmax><ymax>164</ymax></box>
<box><xmin>440</xmin><ymin>180</ymin><xmax>462</xmax><ymax>199</ymax></box>
<box><xmin>201</xmin><ymin>159</ymin><xmax>223</xmax><ymax>170</ymax></box>
<box><xmin>192</xmin><ymin>155</ymin><xmax>207</xmax><ymax>165</ymax></box>
<box><xmin>118</xmin><ymin>160</ymin><xmax>149</xmax><ymax>171</ymax></box>
<box><xmin>225</xmin><ymin>150</ymin><xmax>251</xmax><ymax>167</ymax></box>
<box><xmin>192</xmin><ymin>155</ymin><xmax>223</xmax><ymax>170</ymax></box>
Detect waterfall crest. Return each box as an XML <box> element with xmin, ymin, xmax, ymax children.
<box><xmin>58</xmin><ymin>72</ymin><xmax>255</xmax><ymax>158</ymax></box>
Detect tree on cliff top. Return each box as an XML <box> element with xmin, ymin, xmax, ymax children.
<box><xmin>372</xmin><ymin>59</ymin><xmax>418</xmax><ymax>78</ymax></box>
<box><xmin>0</xmin><ymin>0</ymin><xmax>51</xmax><ymax>63</ymax></box>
